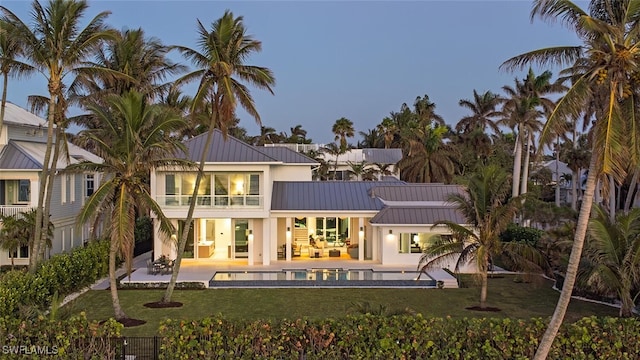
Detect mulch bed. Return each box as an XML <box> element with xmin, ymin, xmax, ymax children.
<box><xmin>100</xmin><ymin>318</ymin><xmax>147</xmax><ymax>327</ymax></box>
<box><xmin>143</xmin><ymin>301</ymin><xmax>184</xmax><ymax>308</ymax></box>
<box><xmin>465</xmin><ymin>306</ymin><xmax>501</xmax><ymax>312</ymax></box>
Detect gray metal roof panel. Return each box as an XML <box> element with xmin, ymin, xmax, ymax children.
<box><xmin>256</xmin><ymin>146</ymin><xmax>318</xmax><ymax>164</ymax></box>
<box><xmin>181</xmin><ymin>130</ymin><xmax>278</xmax><ymax>163</ymax></box>
<box><xmin>2</xmin><ymin>102</ymin><xmax>49</xmax><ymax>127</ymax></box>
<box><xmin>370</xmin><ymin>184</ymin><xmax>465</xmax><ymax>202</ymax></box>
<box><xmin>0</xmin><ymin>142</ymin><xmax>41</xmax><ymax>169</ymax></box>
<box><xmin>369</xmin><ymin>206</ymin><xmax>466</xmax><ymax>225</ymax></box>
<box><xmin>271</xmin><ymin>181</ymin><xmax>406</xmax><ymax>211</ymax></box>
<box><xmin>363</xmin><ymin>148</ymin><xmax>403</xmax><ymax>164</ymax></box>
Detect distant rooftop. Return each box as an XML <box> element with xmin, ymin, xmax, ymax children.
<box><xmin>2</xmin><ymin>102</ymin><xmax>49</xmax><ymax>128</ymax></box>
<box><xmin>264</xmin><ymin>143</ymin><xmax>402</xmax><ymax>164</ymax></box>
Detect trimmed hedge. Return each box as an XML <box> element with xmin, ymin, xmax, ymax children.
<box><xmin>0</xmin><ymin>313</ymin><xmax>122</xmax><ymax>359</ymax></box>
<box><xmin>158</xmin><ymin>315</ymin><xmax>640</xmax><ymax>359</ymax></box>
<box><xmin>500</xmin><ymin>223</ymin><xmax>545</xmax><ymax>246</ymax></box>
<box><xmin>0</xmin><ymin>240</ymin><xmax>109</xmax><ymax>318</ymax></box>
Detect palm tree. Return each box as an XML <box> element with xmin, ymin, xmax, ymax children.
<box><xmin>501</xmin><ymin>1</ymin><xmax>640</xmax><ymax>357</ymax></box>
<box><xmin>376</xmin><ymin>117</ymin><xmax>397</xmax><ymax>149</ymax></box>
<box><xmin>288</xmin><ymin>124</ymin><xmax>309</xmax><ymax>144</ymax></box>
<box><xmin>581</xmin><ymin>205</ymin><xmax>640</xmax><ymax>317</ymax></box>
<box><xmin>67</xmin><ymin>91</ymin><xmax>187</xmax><ymax>321</ymax></box>
<box><xmin>1</xmin><ymin>0</ymin><xmax>114</xmax><ymax>271</ymax></box>
<box><xmin>357</xmin><ymin>128</ymin><xmax>382</xmax><ymax>148</ymax></box>
<box><xmin>332</xmin><ymin>117</ymin><xmax>355</xmax><ymax>152</ymax></box>
<box><xmin>456</xmin><ymin>90</ymin><xmax>502</xmax><ymax>134</ymax></box>
<box><xmin>418</xmin><ymin>165</ymin><xmax>545</xmax><ymax>309</ymax></box>
<box><xmin>399</xmin><ymin>123</ymin><xmax>457</xmax><ymax>183</ymax></box>
<box><xmin>165</xmin><ymin>10</ymin><xmax>275</xmax><ymax>303</ymax></box>
<box><xmin>0</xmin><ymin>20</ymin><xmax>34</xmax><ymax>139</ymax></box>
<box><xmin>321</xmin><ymin>142</ymin><xmax>344</xmax><ymax>180</ymax></box>
<box><xmin>413</xmin><ymin>94</ymin><xmax>444</xmax><ymax>126</ymax></box>
<box><xmin>73</xmin><ymin>27</ymin><xmax>185</xmax><ymax>107</ymax></box>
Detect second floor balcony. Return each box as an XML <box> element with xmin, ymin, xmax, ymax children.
<box><xmin>156</xmin><ymin>195</ymin><xmax>263</xmax><ymax>209</ymax></box>
<box><xmin>0</xmin><ymin>205</ymin><xmax>35</xmax><ymax>219</ymax></box>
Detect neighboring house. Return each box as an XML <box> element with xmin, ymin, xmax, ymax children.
<box><xmin>535</xmin><ymin>159</ymin><xmax>575</xmax><ymax>205</ymax></box>
<box><xmin>0</xmin><ymin>102</ymin><xmax>101</xmax><ymax>266</ymax></box>
<box><xmin>264</xmin><ymin>143</ymin><xmax>403</xmax><ymax>181</ymax></box>
<box><xmin>152</xmin><ymin>130</ymin><xmax>465</xmax><ymax>267</ymax></box>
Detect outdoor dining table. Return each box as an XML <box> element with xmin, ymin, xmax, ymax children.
<box><xmin>152</xmin><ymin>258</ymin><xmax>174</xmax><ymax>275</ymax></box>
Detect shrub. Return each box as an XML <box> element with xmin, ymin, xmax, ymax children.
<box><xmin>0</xmin><ymin>240</ymin><xmax>109</xmax><ymax>318</ymax></box>
<box><xmin>157</xmin><ymin>315</ymin><xmax>640</xmax><ymax>360</ymax></box>
<box><xmin>499</xmin><ymin>223</ymin><xmax>544</xmax><ymax>246</ymax></box>
<box><xmin>134</xmin><ymin>216</ymin><xmax>153</xmax><ymax>244</ymax></box>
<box><xmin>0</xmin><ymin>312</ymin><xmax>122</xmax><ymax>359</ymax></box>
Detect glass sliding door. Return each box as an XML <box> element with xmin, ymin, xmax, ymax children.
<box><xmin>178</xmin><ymin>220</ymin><xmax>195</xmax><ymax>258</ymax></box>
<box><xmin>234</xmin><ymin>219</ymin><xmax>249</xmax><ymax>258</ymax></box>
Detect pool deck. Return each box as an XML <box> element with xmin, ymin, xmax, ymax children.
<box><xmin>100</xmin><ymin>252</ymin><xmax>458</xmax><ymax>289</ymax></box>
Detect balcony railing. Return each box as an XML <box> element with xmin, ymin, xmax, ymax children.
<box><xmin>0</xmin><ymin>205</ymin><xmax>35</xmax><ymax>219</ymax></box>
<box><xmin>157</xmin><ymin>195</ymin><xmax>263</xmax><ymax>209</ymax></box>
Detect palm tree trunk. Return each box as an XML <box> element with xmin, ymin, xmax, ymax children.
<box><xmin>533</xmin><ymin>153</ymin><xmax>598</xmax><ymax>360</ymax></box>
<box><xmin>555</xmin><ymin>137</ymin><xmax>560</xmax><ymax>207</ymax></box>
<box><xmin>571</xmin><ymin>169</ymin><xmax>579</xmax><ymax>211</ymax></box>
<box><xmin>512</xmin><ymin>130</ymin><xmax>523</xmax><ymax>198</ymax></box>
<box><xmin>30</xmin><ymin>92</ymin><xmax>57</xmax><ymax>272</ymax></box>
<box><xmin>623</xmin><ymin>169</ymin><xmax>639</xmax><ymax>213</ymax></box>
<box><xmin>609</xmin><ymin>175</ymin><xmax>615</xmax><ymax>222</ymax></box>
<box><xmin>479</xmin><ymin>268</ymin><xmax>488</xmax><ymax>309</ymax></box>
<box><xmin>520</xmin><ymin>131</ymin><xmax>531</xmax><ymax>197</ymax></box>
<box><xmin>0</xmin><ymin>72</ymin><xmax>8</xmax><ymax>139</ymax></box>
<box><xmin>109</xmin><ymin>232</ymin><xmax>127</xmax><ymax>321</ymax></box>
<box><xmin>162</xmin><ymin>118</ymin><xmax>216</xmax><ymax>303</ymax></box>
<box><xmin>39</xmin><ymin>128</ymin><xmax>62</xmax><ymax>260</ymax></box>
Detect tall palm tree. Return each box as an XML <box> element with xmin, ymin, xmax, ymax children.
<box><xmin>165</xmin><ymin>10</ymin><xmax>275</xmax><ymax>303</ymax></box>
<box><xmin>67</xmin><ymin>91</ymin><xmax>187</xmax><ymax>321</ymax></box>
<box><xmin>501</xmin><ymin>1</ymin><xmax>640</xmax><ymax>358</ymax></box>
<box><xmin>581</xmin><ymin>205</ymin><xmax>640</xmax><ymax>317</ymax></box>
<box><xmin>73</xmin><ymin>27</ymin><xmax>185</xmax><ymax>107</ymax></box>
<box><xmin>419</xmin><ymin>165</ymin><xmax>544</xmax><ymax>309</ymax></box>
<box><xmin>456</xmin><ymin>89</ymin><xmax>502</xmax><ymax>134</ymax></box>
<box><xmin>332</xmin><ymin>117</ymin><xmax>355</xmax><ymax>151</ymax></box>
<box><xmin>357</xmin><ymin>128</ymin><xmax>382</xmax><ymax>148</ymax></box>
<box><xmin>322</xmin><ymin>142</ymin><xmax>344</xmax><ymax>180</ymax></box>
<box><xmin>0</xmin><ymin>20</ymin><xmax>34</xmax><ymax>139</ymax></box>
<box><xmin>0</xmin><ymin>0</ymin><xmax>114</xmax><ymax>271</ymax></box>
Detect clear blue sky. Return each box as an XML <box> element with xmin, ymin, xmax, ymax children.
<box><xmin>2</xmin><ymin>0</ymin><xmax>586</xmax><ymax>144</ymax></box>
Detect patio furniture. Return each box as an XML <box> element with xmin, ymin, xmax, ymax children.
<box><xmin>277</xmin><ymin>245</ymin><xmax>285</xmax><ymax>259</ymax></box>
<box><xmin>329</xmin><ymin>249</ymin><xmax>341</xmax><ymax>257</ymax></box>
<box><xmin>146</xmin><ymin>259</ymin><xmax>157</xmax><ymax>275</ymax></box>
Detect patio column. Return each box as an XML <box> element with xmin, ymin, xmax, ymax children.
<box><xmin>358</xmin><ymin>218</ymin><xmax>364</xmax><ymax>261</ymax></box>
<box><xmin>285</xmin><ymin>218</ymin><xmax>292</xmax><ymax>261</ymax></box>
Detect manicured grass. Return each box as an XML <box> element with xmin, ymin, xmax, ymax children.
<box><xmin>67</xmin><ymin>275</ymin><xmax>620</xmax><ymax>337</ymax></box>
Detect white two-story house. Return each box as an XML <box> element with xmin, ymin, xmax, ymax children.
<box><xmin>151</xmin><ymin>130</ymin><xmax>467</xmax><ymax>267</ymax></box>
<box><xmin>0</xmin><ymin>103</ymin><xmax>101</xmax><ymax>266</ymax></box>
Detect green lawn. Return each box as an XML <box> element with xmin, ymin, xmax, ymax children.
<box><xmin>67</xmin><ymin>275</ymin><xmax>620</xmax><ymax>337</ymax></box>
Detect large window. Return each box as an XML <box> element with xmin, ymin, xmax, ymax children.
<box><xmin>397</xmin><ymin>233</ymin><xmax>443</xmax><ymax>254</ymax></box>
<box><xmin>85</xmin><ymin>174</ymin><xmax>94</xmax><ymax>197</ymax></box>
<box><xmin>9</xmin><ymin>245</ymin><xmax>29</xmax><ymax>259</ymax></box>
<box><xmin>162</xmin><ymin>172</ymin><xmax>260</xmax><ymax>207</ymax></box>
<box><xmin>1</xmin><ymin>180</ymin><xmax>30</xmax><ymax>205</ymax></box>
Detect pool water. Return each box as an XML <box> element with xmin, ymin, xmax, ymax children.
<box><xmin>210</xmin><ymin>269</ymin><xmax>435</xmax><ymax>288</ymax></box>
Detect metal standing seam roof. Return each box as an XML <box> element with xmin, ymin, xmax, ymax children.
<box><xmin>256</xmin><ymin>146</ymin><xmax>317</xmax><ymax>164</ymax></box>
<box><xmin>0</xmin><ymin>142</ymin><xmax>41</xmax><ymax>169</ymax></box>
<box><xmin>270</xmin><ymin>181</ymin><xmax>407</xmax><ymax>211</ymax></box>
<box><xmin>0</xmin><ymin>140</ymin><xmax>102</xmax><ymax>170</ymax></box>
<box><xmin>181</xmin><ymin>129</ymin><xmax>316</xmax><ymax>164</ymax></box>
<box><xmin>370</xmin><ymin>184</ymin><xmax>466</xmax><ymax>202</ymax></box>
<box><xmin>2</xmin><ymin>102</ymin><xmax>49</xmax><ymax>127</ymax></box>
<box><xmin>369</xmin><ymin>206</ymin><xmax>467</xmax><ymax>225</ymax></box>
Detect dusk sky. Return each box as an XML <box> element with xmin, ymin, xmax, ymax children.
<box><xmin>2</xmin><ymin>1</ymin><xmax>587</xmax><ymax>144</ymax></box>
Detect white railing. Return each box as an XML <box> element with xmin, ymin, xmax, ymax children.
<box><xmin>0</xmin><ymin>206</ymin><xmax>35</xmax><ymax>219</ymax></box>
<box><xmin>264</xmin><ymin>143</ymin><xmax>324</xmax><ymax>153</ymax></box>
<box><xmin>156</xmin><ymin>195</ymin><xmax>263</xmax><ymax>209</ymax></box>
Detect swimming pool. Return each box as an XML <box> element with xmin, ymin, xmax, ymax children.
<box><xmin>209</xmin><ymin>269</ymin><xmax>436</xmax><ymax>288</ymax></box>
